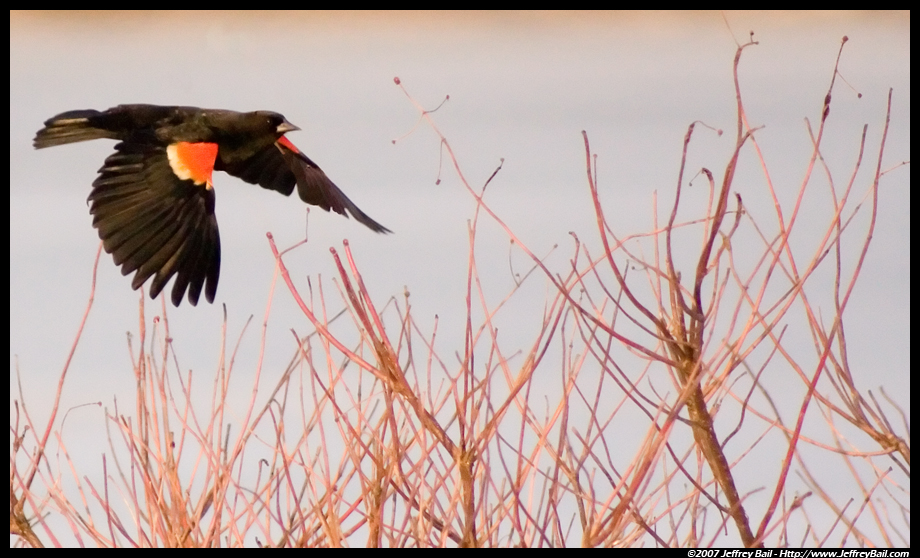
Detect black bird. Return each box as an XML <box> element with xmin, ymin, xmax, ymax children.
<box><xmin>34</xmin><ymin>104</ymin><xmax>389</xmax><ymax>306</ymax></box>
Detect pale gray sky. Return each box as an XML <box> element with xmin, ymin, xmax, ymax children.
<box><xmin>10</xmin><ymin>11</ymin><xmax>910</xmax><ymax>547</ymax></box>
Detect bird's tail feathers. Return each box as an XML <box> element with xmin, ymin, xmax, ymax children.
<box><xmin>33</xmin><ymin>110</ymin><xmax>118</xmax><ymax>149</ymax></box>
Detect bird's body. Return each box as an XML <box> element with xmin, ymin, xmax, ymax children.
<box><xmin>34</xmin><ymin>104</ymin><xmax>389</xmax><ymax>306</ymax></box>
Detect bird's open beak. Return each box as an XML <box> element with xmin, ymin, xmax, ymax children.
<box><xmin>276</xmin><ymin>120</ymin><xmax>300</xmax><ymax>134</ymax></box>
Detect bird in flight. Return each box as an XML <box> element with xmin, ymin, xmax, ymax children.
<box><xmin>34</xmin><ymin>104</ymin><xmax>389</xmax><ymax>306</ymax></box>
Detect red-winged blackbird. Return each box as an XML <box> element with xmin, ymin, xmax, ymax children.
<box><xmin>34</xmin><ymin>104</ymin><xmax>390</xmax><ymax>306</ymax></box>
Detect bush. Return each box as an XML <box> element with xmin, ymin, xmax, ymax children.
<box><xmin>11</xmin><ymin>36</ymin><xmax>908</xmax><ymax>548</ymax></box>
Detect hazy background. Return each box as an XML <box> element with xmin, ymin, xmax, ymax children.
<box><xmin>10</xmin><ymin>11</ymin><xmax>910</xmax><ymax>546</ymax></box>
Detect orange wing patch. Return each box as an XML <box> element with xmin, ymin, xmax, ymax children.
<box><xmin>277</xmin><ymin>136</ymin><xmax>301</xmax><ymax>154</ymax></box>
<box><xmin>167</xmin><ymin>142</ymin><xmax>219</xmax><ymax>187</ymax></box>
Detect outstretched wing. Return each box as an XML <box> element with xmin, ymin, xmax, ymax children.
<box><xmin>217</xmin><ymin>137</ymin><xmax>391</xmax><ymax>233</ymax></box>
<box><xmin>89</xmin><ymin>141</ymin><xmax>221</xmax><ymax>306</ymax></box>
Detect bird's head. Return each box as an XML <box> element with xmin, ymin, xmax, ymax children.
<box><xmin>256</xmin><ymin>111</ymin><xmax>300</xmax><ymax>137</ymax></box>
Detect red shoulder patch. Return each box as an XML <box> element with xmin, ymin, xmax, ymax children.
<box><xmin>167</xmin><ymin>142</ymin><xmax>219</xmax><ymax>187</ymax></box>
<box><xmin>277</xmin><ymin>136</ymin><xmax>301</xmax><ymax>154</ymax></box>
